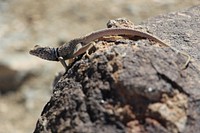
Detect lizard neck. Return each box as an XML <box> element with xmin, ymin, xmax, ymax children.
<box><xmin>47</xmin><ymin>47</ymin><xmax>59</xmax><ymax>61</ymax></box>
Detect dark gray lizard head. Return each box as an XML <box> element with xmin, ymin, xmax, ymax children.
<box><xmin>29</xmin><ymin>45</ymin><xmax>58</xmax><ymax>61</ymax></box>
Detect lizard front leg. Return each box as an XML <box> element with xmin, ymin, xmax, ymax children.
<box><xmin>58</xmin><ymin>57</ymin><xmax>69</xmax><ymax>73</ymax></box>
<box><xmin>57</xmin><ymin>42</ymin><xmax>92</xmax><ymax>74</ymax></box>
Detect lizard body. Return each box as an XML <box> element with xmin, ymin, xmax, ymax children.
<box><xmin>29</xmin><ymin>28</ymin><xmax>190</xmax><ymax>71</ymax></box>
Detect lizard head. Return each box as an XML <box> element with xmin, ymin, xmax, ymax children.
<box><xmin>29</xmin><ymin>45</ymin><xmax>58</xmax><ymax>61</ymax></box>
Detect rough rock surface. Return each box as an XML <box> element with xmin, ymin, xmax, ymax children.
<box><xmin>34</xmin><ymin>6</ymin><xmax>200</xmax><ymax>133</ymax></box>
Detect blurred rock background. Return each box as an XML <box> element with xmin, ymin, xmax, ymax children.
<box><xmin>0</xmin><ymin>0</ymin><xmax>199</xmax><ymax>132</ymax></box>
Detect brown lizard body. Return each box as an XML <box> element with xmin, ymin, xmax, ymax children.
<box><xmin>29</xmin><ymin>28</ymin><xmax>190</xmax><ymax>72</ymax></box>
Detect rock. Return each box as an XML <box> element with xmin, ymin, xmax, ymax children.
<box><xmin>0</xmin><ymin>50</ymin><xmax>52</xmax><ymax>93</ymax></box>
<box><xmin>0</xmin><ymin>53</ymin><xmax>33</xmax><ymax>93</ymax></box>
<box><xmin>34</xmin><ymin>6</ymin><xmax>200</xmax><ymax>133</ymax></box>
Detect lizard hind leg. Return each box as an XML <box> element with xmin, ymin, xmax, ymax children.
<box><xmin>84</xmin><ymin>41</ymin><xmax>96</xmax><ymax>59</ymax></box>
<box><xmin>73</xmin><ymin>41</ymin><xmax>96</xmax><ymax>59</ymax></box>
<box><xmin>167</xmin><ymin>46</ymin><xmax>191</xmax><ymax>69</ymax></box>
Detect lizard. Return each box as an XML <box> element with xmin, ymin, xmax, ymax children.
<box><xmin>29</xmin><ymin>27</ymin><xmax>191</xmax><ymax>73</ymax></box>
